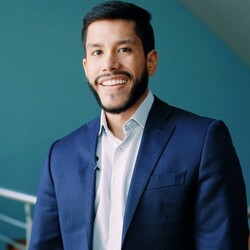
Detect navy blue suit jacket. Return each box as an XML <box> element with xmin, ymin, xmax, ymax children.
<box><xmin>29</xmin><ymin>97</ymin><xmax>249</xmax><ymax>249</ymax></box>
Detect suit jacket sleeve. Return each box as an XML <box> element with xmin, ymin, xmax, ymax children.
<box><xmin>194</xmin><ymin>120</ymin><xmax>249</xmax><ymax>249</ymax></box>
<box><xmin>29</xmin><ymin>141</ymin><xmax>64</xmax><ymax>250</ymax></box>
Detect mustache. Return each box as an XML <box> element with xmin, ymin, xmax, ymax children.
<box><xmin>94</xmin><ymin>70</ymin><xmax>132</xmax><ymax>85</ymax></box>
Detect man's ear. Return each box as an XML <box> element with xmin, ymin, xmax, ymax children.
<box><xmin>82</xmin><ymin>58</ymin><xmax>88</xmax><ymax>77</ymax></box>
<box><xmin>146</xmin><ymin>50</ymin><xmax>158</xmax><ymax>76</ymax></box>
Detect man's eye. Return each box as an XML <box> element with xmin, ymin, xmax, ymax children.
<box><xmin>92</xmin><ymin>50</ymin><xmax>102</xmax><ymax>56</ymax></box>
<box><xmin>118</xmin><ymin>48</ymin><xmax>131</xmax><ymax>53</ymax></box>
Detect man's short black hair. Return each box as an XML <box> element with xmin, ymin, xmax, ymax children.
<box><xmin>82</xmin><ymin>0</ymin><xmax>155</xmax><ymax>55</ymax></box>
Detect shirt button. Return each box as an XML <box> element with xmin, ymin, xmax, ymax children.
<box><xmin>113</xmin><ymin>213</ymin><xmax>118</xmax><ymax>219</ymax></box>
<box><xmin>115</xmin><ymin>178</ymin><xmax>119</xmax><ymax>183</ymax></box>
<box><xmin>119</xmin><ymin>147</ymin><xmax>123</xmax><ymax>151</ymax></box>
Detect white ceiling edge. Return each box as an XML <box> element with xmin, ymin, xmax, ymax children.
<box><xmin>180</xmin><ymin>0</ymin><xmax>250</xmax><ymax>68</ymax></box>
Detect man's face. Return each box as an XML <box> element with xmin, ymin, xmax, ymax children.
<box><xmin>83</xmin><ymin>19</ymin><xmax>157</xmax><ymax>114</ymax></box>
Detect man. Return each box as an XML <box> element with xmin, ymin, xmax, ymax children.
<box><xmin>29</xmin><ymin>1</ymin><xmax>249</xmax><ymax>249</ymax></box>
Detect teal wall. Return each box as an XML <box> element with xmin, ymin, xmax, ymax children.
<box><xmin>0</xmin><ymin>0</ymin><xmax>249</xmax><ymax>243</ymax></box>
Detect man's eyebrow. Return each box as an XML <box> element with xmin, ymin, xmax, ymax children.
<box><xmin>116</xmin><ymin>38</ymin><xmax>136</xmax><ymax>46</ymax></box>
<box><xmin>86</xmin><ymin>43</ymin><xmax>102</xmax><ymax>50</ymax></box>
<box><xmin>86</xmin><ymin>39</ymin><xmax>137</xmax><ymax>50</ymax></box>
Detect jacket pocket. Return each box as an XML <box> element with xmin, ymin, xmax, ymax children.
<box><xmin>146</xmin><ymin>171</ymin><xmax>186</xmax><ymax>190</ymax></box>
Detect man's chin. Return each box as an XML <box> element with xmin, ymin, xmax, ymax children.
<box><xmin>102</xmin><ymin>105</ymin><xmax>128</xmax><ymax>114</ymax></box>
<box><xmin>99</xmin><ymin>97</ymin><xmax>130</xmax><ymax>114</ymax></box>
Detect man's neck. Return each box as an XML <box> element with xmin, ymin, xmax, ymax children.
<box><xmin>105</xmin><ymin>110</ymin><xmax>133</xmax><ymax>140</ymax></box>
<box><xmin>104</xmin><ymin>91</ymin><xmax>148</xmax><ymax>140</ymax></box>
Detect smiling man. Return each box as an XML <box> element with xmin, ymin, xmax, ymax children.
<box><xmin>29</xmin><ymin>1</ymin><xmax>249</xmax><ymax>250</ymax></box>
<box><xmin>83</xmin><ymin>18</ymin><xmax>157</xmax><ymax>140</ymax></box>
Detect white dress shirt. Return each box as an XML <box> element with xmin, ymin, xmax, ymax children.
<box><xmin>93</xmin><ymin>91</ymin><xmax>154</xmax><ymax>250</ymax></box>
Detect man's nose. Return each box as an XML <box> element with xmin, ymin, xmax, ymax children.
<box><xmin>102</xmin><ymin>53</ymin><xmax>121</xmax><ymax>72</ymax></box>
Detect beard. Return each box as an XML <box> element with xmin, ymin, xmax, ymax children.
<box><xmin>87</xmin><ymin>67</ymin><xmax>149</xmax><ymax>114</ymax></box>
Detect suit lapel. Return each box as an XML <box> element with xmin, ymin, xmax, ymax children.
<box><xmin>122</xmin><ymin>98</ymin><xmax>176</xmax><ymax>244</ymax></box>
<box><xmin>76</xmin><ymin>118</ymin><xmax>100</xmax><ymax>250</ymax></box>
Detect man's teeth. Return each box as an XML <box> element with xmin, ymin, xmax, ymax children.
<box><xmin>102</xmin><ymin>79</ymin><xmax>126</xmax><ymax>86</ymax></box>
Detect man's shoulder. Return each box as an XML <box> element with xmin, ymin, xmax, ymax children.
<box><xmin>152</xmin><ymin>97</ymin><xmax>231</xmax><ymax>145</ymax></box>
<box><xmin>152</xmin><ymin>96</ymin><xmax>215</xmax><ymax>124</ymax></box>
<box><xmin>64</xmin><ymin>116</ymin><xmax>100</xmax><ymax>139</ymax></box>
<box><xmin>51</xmin><ymin>116</ymin><xmax>100</xmax><ymax>151</ymax></box>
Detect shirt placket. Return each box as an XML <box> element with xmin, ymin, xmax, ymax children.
<box><xmin>108</xmin><ymin>141</ymin><xmax>126</xmax><ymax>250</ymax></box>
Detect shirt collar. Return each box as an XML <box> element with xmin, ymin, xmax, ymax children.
<box><xmin>98</xmin><ymin>91</ymin><xmax>154</xmax><ymax>135</ymax></box>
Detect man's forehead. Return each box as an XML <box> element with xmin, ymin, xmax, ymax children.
<box><xmin>85</xmin><ymin>20</ymin><xmax>139</xmax><ymax>45</ymax></box>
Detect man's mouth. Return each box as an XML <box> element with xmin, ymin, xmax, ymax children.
<box><xmin>95</xmin><ymin>71</ymin><xmax>132</xmax><ymax>86</ymax></box>
<box><xmin>101</xmin><ymin>79</ymin><xmax>127</xmax><ymax>86</ymax></box>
